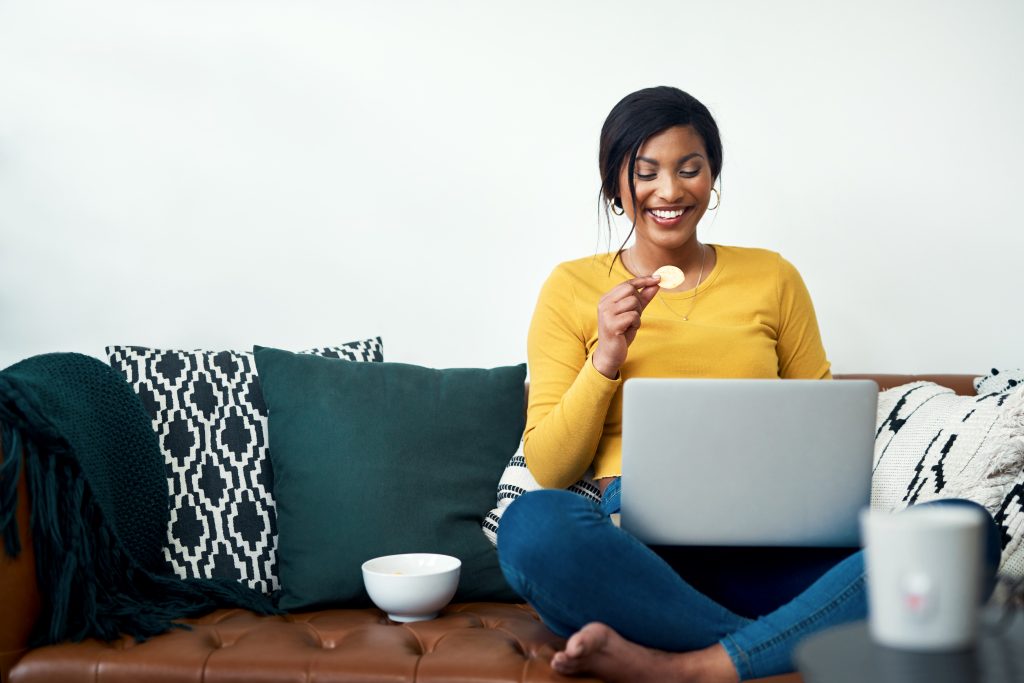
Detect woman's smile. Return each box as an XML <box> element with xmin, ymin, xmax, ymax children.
<box><xmin>644</xmin><ymin>205</ymin><xmax>693</xmax><ymax>227</ymax></box>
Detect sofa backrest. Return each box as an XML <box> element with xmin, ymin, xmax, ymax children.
<box><xmin>834</xmin><ymin>373</ymin><xmax>977</xmax><ymax>396</ymax></box>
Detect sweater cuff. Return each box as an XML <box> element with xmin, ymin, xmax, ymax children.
<box><xmin>585</xmin><ymin>354</ymin><xmax>623</xmax><ymax>392</ymax></box>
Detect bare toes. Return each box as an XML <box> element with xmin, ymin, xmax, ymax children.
<box><xmin>568</xmin><ymin>622</ymin><xmax>611</xmax><ymax>657</ymax></box>
<box><xmin>552</xmin><ymin>623</ymin><xmax>615</xmax><ymax>676</ymax></box>
<box><xmin>551</xmin><ymin>651</ymin><xmax>581</xmax><ymax>674</ymax></box>
<box><xmin>552</xmin><ymin>623</ymin><xmax>694</xmax><ymax>683</ymax></box>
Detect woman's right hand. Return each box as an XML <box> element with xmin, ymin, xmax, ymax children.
<box><xmin>592</xmin><ymin>275</ymin><xmax>661</xmax><ymax>379</ymax></box>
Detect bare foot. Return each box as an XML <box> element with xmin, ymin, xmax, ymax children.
<box><xmin>550</xmin><ymin>622</ymin><xmax>739</xmax><ymax>683</ymax></box>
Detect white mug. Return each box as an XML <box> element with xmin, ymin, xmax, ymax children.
<box><xmin>861</xmin><ymin>505</ymin><xmax>985</xmax><ymax>651</ymax></box>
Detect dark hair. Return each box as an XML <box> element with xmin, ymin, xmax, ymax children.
<box><xmin>598</xmin><ymin>86</ymin><xmax>723</xmax><ymax>268</ymax></box>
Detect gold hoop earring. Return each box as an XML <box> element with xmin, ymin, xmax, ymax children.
<box><xmin>708</xmin><ymin>188</ymin><xmax>720</xmax><ymax>211</ymax></box>
<box><xmin>610</xmin><ymin>198</ymin><xmax>625</xmax><ymax>216</ymax></box>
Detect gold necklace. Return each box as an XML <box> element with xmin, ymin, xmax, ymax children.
<box><xmin>628</xmin><ymin>244</ymin><xmax>707</xmax><ymax>322</ymax></box>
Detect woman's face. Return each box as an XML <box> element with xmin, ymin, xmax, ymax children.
<box><xmin>616</xmin><ymin>125</ymin><xmax>715</xmax><ymax>252</ymax></box>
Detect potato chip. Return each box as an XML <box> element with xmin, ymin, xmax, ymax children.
<box><xmin>652</xmin><ymin>265</ymin><xmax>684</xmax><ymax>289</ymax></box>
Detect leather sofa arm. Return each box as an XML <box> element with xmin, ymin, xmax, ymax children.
<box><xmin>0</xmin><ymin>442</ymin><xmax>40</xmax><ymax>681</ymax></box>
<box><xmin>834</xmin><ymin>373</ymin><xmax>978</xmax><ymax>396</ymax></box>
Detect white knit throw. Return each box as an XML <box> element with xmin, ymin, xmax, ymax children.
<box><xmin>873</xmin><ymin>381</ymin><xmax>1024</xmax><ymax>577</ymax></box>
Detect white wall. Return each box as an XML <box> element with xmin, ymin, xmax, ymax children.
<box><xmin>1</xmin><ymin>0</ymin><xmax>1021</xmax><ymax>374</ymax></box>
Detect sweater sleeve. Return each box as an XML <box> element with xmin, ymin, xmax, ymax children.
<box><xmin>523</xmin><ymin>267</ymin><xmax>620</xmax><ymax>489</ymax></box>
<box><xmin>776</xmin><ymin>255</ymin><xmax>832</xmax><ymax>379</ymax></box>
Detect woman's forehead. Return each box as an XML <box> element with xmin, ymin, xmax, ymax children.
<box><xmin>635</xmin><ymin>125</ymin><xmax>707</xmax><ymax>161</ymax></box>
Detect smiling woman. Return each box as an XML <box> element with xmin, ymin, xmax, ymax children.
<box><xmin>600</xmin><ymin>87</ymin><xmax>723</xmax><ymax>283</ymax></box>
<box><xmin>493</xmin><ymin>85</ymin><xmax>998</xmax><ymax>683</ymax></box>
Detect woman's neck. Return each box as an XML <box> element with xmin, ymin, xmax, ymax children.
<box><xmin>627</xmin><ymin>240</ymin><xmax>706</xmax><ymax>282</ymax></box>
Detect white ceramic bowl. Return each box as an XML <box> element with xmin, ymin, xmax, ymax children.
<box><xmin>361</xmin><ymin>553</ymin><xmax>461</xmax><ymax>622</ymax></box>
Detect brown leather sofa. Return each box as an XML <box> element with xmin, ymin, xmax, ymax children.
<box><xmin>0</xmin><ymin>374</ymin><xmax>980</xmax><ymax>683</ymax></box>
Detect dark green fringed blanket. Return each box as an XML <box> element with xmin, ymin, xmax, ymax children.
<box><xmin>0</xmin><ymin>352</ymin><xmax>278</xmax><ymax>645</ymax></box>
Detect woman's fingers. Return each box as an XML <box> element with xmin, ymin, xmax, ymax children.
<box><xmin>593</xmin><ymin>275</ymin><xmax>662</xmax><ymax>378</ymax></box>
<box><xmin>607</xmin><ymin>276</ymin><xmax>660</xmax><ymax>302</ymax></box>
<box><xmin>609</xmin><ymin>295</ymin><xmax>643</xmax><ymax>316</ymax></box>
<box><xmin>626</xmin><ymin>274</ymin><xmax>662</xmax><ymax>289</ymax></box>
<box><xmin>600</xmin><ymin>276</ymin><xmax>660</xmax><ymax>335</ymax></box>
<box><xmin>603</xmin><ymin>277</ymin><xmax>660</xmax><ymax>310</ymax></box>
<box><xmin>636</xmin><ymin>280</ymin><xmax>661</xmax><ymax>310</ymax></box>
<box><xmin>604</xmin><ymin>310</ymin><xmax>641</xmax><ymax>336</ymax></box>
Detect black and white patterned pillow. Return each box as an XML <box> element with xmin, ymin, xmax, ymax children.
<box><xmin>106</xmin><ymin>338</ymin><xmax>383</xmax><ymax>594</ymax></box>
<box><xmin>872</xmin><ymin>380</ymin><xmax>1024</xmax><ymax>577</ymax></box>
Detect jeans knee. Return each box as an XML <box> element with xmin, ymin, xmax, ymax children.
<box><xmin>919</xmin><ymin>498</ymin><xmax>988</xmax><ymax>515</ymax></box>
<box><xmin>913</xmin><ymin>499</ymin><xmax>991</xmax><ymax>540</ymax></box>
<box><xmin>911</xmin><ymin>498</ymin><xmax>1002</xmax><ymax>595</ymax></box>
<box><xmin>497</xmin><ymin>489</ymin><xmax>593</xmax><ymax>577</ymax></box>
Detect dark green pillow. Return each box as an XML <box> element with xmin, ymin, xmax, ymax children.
<box><xmin>253</xmin><ymin>346</ymin><xmax>525</xmax><ymax>610</ymax></box>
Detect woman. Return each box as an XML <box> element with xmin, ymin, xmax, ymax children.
<box><xmin>496</xmin><ymin>86</ymin><xmax>999</xmax><ymax>682</ymax></box>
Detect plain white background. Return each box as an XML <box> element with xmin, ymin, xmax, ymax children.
<box><xmin>1</xmin><ymin>0</ymin><xmax>1021</xmax><ymax>374</ymax></box>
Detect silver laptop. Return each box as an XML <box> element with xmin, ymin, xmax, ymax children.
<box><xmin>620</xmin><ymin>378</ymin><xmax>878</xmax><ymax>547</ymax></box>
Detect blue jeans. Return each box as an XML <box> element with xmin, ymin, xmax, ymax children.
<box><xmin>496</xmin><ymin>480</ymin><xmax>1001</xmax><ymax>680</ymax></box>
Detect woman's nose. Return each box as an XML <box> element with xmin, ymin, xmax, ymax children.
<box><xmin>654</xmin><ymin>175</ymin><xmax>684</xmax><ymax>202</ymax></box>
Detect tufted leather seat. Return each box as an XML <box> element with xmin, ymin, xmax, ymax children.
<box><xmin>8</xmin><ymin>605</ymin><xmax>801</xmax><ymax>683</ymax></box>
<box><xmin>8</xmin><ymin>605</ymin><xmax>584</xmax><ymax>683</ymax></box>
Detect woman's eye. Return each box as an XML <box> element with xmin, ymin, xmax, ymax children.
<box><xmin>635</xmin><ymin>173</ymin><xmax>657</xmax><ymax>180</ymax></box>
<box><xmin>680</xmin><ymin>168</ymin><xmax>700</xmax><ymax>177</ymax></box>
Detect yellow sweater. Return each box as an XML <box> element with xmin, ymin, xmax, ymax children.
<box><xmin>524</xmin><ymin>245</ymin><xmax>832</xmax><ymax>489</ymax></box>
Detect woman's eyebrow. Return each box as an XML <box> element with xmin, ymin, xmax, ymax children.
<box><xmin>636</xmin><ymin>153</ymin><xmax>705</xmax><ymax>165</ymax></box>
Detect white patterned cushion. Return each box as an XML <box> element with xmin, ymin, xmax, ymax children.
<box><xmin>482</xmin><ymin>442</ymin><xmax>601</xmax><ymax>547</ymax></box>
<box><xmin>975</xmin><ymin>368</ymin><xmax>1024</xmax><ymax>395</ymax></box>
<box><xmin>106</xmin><ymin>338</ymin><xmax>383</xmax><ymax>594</ymax></box>
<box><xmin>873</xmin><ymin>381</ymin><xmax>1024</xmax><ymax>577</ymax></box>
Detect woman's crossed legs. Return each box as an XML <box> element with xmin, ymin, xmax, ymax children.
<box><xmin>496</xmin><ymin>488</ymin><xmax>999</xmax><ymax>681</ymax></box>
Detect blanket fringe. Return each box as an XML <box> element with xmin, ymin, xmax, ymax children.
<box><xmin>0</xmin><ymin>425</ymin><xmax>22</xmax><ymax>557</ymax></box>
<box><xmin>5</xmin><ymin>430</ymin><xmax>279</xmax><ymax>647</ymax></box>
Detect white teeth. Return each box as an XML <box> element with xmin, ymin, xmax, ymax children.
<box><xmin>650</xmin><ymin>208</ymin><xmax>684</xmax><ymax>219</ymax></box>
